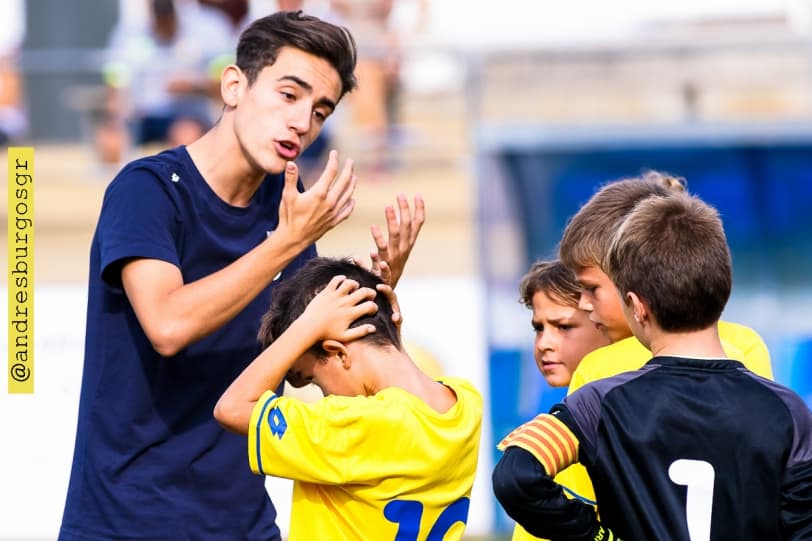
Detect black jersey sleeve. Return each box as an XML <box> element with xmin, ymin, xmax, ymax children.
<box><xmin>781</xmin><ymin>458</ymin><xmax>812</xmax><ymax>539</ymax></box>
<box><xmin>492</xmin><ymin>447</ymin><xmax>617</xmax><ymax>541</ymax></box>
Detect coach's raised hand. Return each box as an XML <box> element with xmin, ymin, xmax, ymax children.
<box><xmin>277</xmin><ymin>150</ymin><xmax>356</xmax><ymax>247</ymax></box>
<box><xmin>369</xmin><ymin>193</ymin><xmax>425</xmax><ymax>288</ymax></box>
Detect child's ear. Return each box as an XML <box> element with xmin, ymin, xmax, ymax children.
<box><xmin>322</xmin><ymin>340</ymin><xmax>351</xmax><ymax>369</ymax></box>
<box><xmin>627</xmin><ymin>291</ymin><xmax>649</xmax><ymax>324</ymax></box>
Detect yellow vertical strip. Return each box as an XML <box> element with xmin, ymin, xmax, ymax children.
<box><xmin>8</xmin><ymin>147</ymin><xmax>34</xmax><ymax>394</ymax></box>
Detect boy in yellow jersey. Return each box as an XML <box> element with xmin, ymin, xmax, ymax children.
<box><xmin>510</xmin><ymin>171</ymin><xmax>773</xmax><ymax>541</ymax></box>
<box><xmin>518</xmin><ymin>260</ymin><xmax>610</xmax><ymax>389</ymax></box>
<box><xmin>215</xmin><ymin>257</ymin><xmax>483</xmax><ymax>540</ymax></box>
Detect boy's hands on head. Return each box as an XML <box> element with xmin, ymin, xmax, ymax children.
<box><xmin>376</xmin><ymin>282</ymin><xmax>402</xmax><ymax>337</ymax></box>
<box><xmin>346</xmin><ymin>259</ymin><xmax>402</xmax><ymax>330</ymax></box>
<box><xmin>301</xmin><ymin>275</ymin><xmax>378</xmax><ymax>343</ymax></box>
<box><xmin>276</xmin><ymin>151</ymin><xmax>357</xmax><ymax>248</ymax></box>
<box><xmin>370</xmin><ymin>194</ymin><xmax>425</xmax><ymax>288</ymax></box>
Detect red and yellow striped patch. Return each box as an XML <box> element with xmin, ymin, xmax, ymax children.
<box><xmin>497</xmin><ymin>413</ymin><xmax>579</xmax><ymax>477</ymax></box>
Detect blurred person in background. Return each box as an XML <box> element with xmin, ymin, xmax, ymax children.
<box><xmin>0</xmin><ymin>31</ymin><xmax>26</xmax><ymax>144</ymax></box>
<box><xmin>0</xmin><ymin>53</ymin><xmax>26</xmax><ymax>144</ymax></box>
<box><xmin>0</xmin><ymin>0</ymin><xmax>25</xmax><ymax>145</ymax></box>
<box><xmin>327</xmin><ymin>0</ymin><xmax>402</xmax><ymax>177</ymax></box>
<box><xmin>198</xmin><ymin>0</ymin><xmax>252</xmax><ymax>34</ymax></box>
<box><xmin>198</xmin><ymin>0</ymin><xmax>314</xmax><ymax>38</ymax></box>
<box><xmin>94</xmin><ymin>0</ymin><xmax>233</xmax><ymax>165</ymax></box>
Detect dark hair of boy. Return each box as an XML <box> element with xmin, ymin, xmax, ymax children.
<box><xmin>237</xmin><ymin>10</ymin><xmax>358</xmax><ymax>98</ymax></box>
<box><xmin>258</xmin><ymin>257</ymin><xmax>401</xmax><ymax>357</ymax></box>
<box><xmin>605</xmin><ymin>192</ymin><xmax>731</xmax><ymax>332</ymax></box>
<box><xmin>519</xmin><ymin>259</ymin><xmax>581</xmax><ymax>309</ymax></box>
<box><xmin>558</xmin><ymin>170</ymin><xmax>685</xmax><ymax>271</ymax></box>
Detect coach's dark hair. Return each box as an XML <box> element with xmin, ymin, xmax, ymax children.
<box><xmin>237</xmin><ymin>10</ymin><xmax>358</xmax><ymax>98</ymax></box>
<box><xmin>605</xmin><ymin>193</ymin><xmax>732</xmax><ymax>332</ymax></box>
<box><xmin>258</xmin><ymin>257</ymin><xmax>400</xmax><ymax>357</ymax></box>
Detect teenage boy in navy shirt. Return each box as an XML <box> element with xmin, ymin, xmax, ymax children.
<box><xmin>60</xmin><ymin>11</ymin><xmax>424</xmax><ymax>541</ymax></box>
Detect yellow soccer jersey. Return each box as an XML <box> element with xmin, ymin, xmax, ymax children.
<box><xmin>569</xmin><ymin>319</ymin><xmax>772</xmax><ymax>393</ymax></box>
<box><xmin>510</xmin><ymin>320</ymin><xmax>773</xmax><ymax>541</ymax></box>
<box><xmin>249</xmin><ymin>377</ymin><xmax>483</xmax><ymax>541</ymax></box>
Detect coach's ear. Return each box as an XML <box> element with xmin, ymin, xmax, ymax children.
<box><xmin>220</xmin><ymin>64</ymin><xmax>244</xmax><ymax>108</ymax></box>
<box><xmin>322</xmin><ymin>340</ymin><xmax>351</xmax><ymax>369</ymax></box>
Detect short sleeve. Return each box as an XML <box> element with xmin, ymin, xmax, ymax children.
<box><xmin>97</xmin><ymin>167</ymin><xmax>181</xmax><ymax>288</ymax></box>
<box><xmin>248</xmin><ymin>393</ymin><xmax>372</xmax><ymax>485</ymax></box>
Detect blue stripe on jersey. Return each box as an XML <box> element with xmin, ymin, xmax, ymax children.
<box><xmin>561</xmin><ymin>486</ymin><xmax>597</xmax><ymax>506</ymax></box>
<box><xmin>254</xmin><ymin>393</ymin><xmax>278</xmax><ymax>475</ymax></box>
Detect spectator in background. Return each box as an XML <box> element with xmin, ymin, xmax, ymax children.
<box><xmin>198</xmin><ymin>0</ymin><xmax>251</xmax><ymax>35</ymax></box>
<box><xmin>198</xmin><ymin>0</ymin><xmax>307</xmax><ymax>39</ymax></box>
<box><xmin>327</xmin><ymin>0</ymin><xmax>401</xmax><ymax>177</ymax></box>
<box><xmin>0</xmin><ymin>51</ymin><xmax>27</xmax><ymax>144</ymax></box>
<box><xmin>94</xmin><ymin>0</ymin><xmax>233</xmax><ymax>164</ymax></box>
<box><xmin>0</xmin><ymin>0</ymin><xmax>26</xmax><ymax>145</ymax></box>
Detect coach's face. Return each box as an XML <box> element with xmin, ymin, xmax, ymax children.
<box><xmin>227</xmin><ymin>47</ymin><xmax>342</xmax><ymax>174</ymax></box>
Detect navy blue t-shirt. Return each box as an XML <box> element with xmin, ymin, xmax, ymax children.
<box><xmin>60</xmin><ymin>147</ymin><xmax>316</xmax><ymax>540</ymax></box>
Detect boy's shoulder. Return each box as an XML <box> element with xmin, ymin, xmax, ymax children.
<box><xmin>569</xmin><ymin>337</ymin><xmax>651</xmax><ymax>394</ymax></box>
<box><xmin>718</xmin><ymin>320</ymin><xmax>773</xmax><ymax>379</ymax></box>
<box><xmin>718</xmin><ymin>319</ymin><xmax>765</xmax><ymax>348</ymax></box>
<box><xmin>442</xmin><ymin>377</ymin><xmax>484</xmax><ymax>416</ymax></box>
<box><xmin>438</xmin><ymin>377</ymin><xmax>482</xmax><ymax>399</ymax></box>
<box><xmin>570</xmin><ymin>320</ymin><xmax>773</xmax><ymax>393</ymax></box>
<box><xmin>108</xmin><ymin>147</ymin><xmax>190</xmax><ymax>192</ymax></box>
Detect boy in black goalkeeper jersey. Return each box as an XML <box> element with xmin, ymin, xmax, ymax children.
<box><xmin>492</xmin><ymin>191</ymin><xmax>812</xmax><ymax>541</ymax></box>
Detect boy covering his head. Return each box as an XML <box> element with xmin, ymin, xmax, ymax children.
<box><xmin>216</xmin><ymin>257</ymin><xmax>483</xmax><ymax>540</ymax></box>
